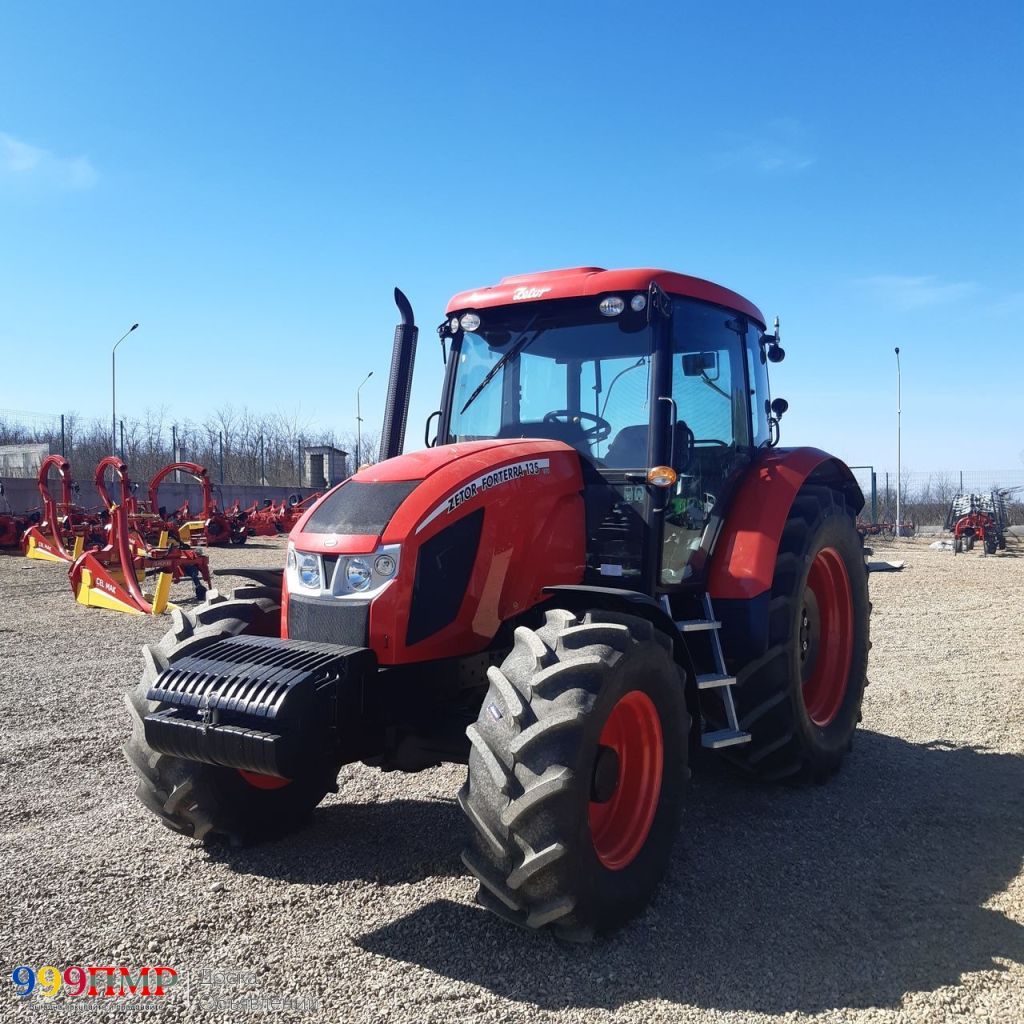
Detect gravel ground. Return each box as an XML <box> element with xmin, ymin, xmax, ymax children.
<box><xmin>0</xmin><ymin>535</ymin><xmax>1021</xmax><ymax>1023</ymax></box>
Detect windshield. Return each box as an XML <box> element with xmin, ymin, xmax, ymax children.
<box><xmin>446</xmin><ymin>298</ymin><xmax>654</xmax><ymax>466</ymax></box>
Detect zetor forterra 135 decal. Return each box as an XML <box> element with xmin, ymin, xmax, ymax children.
<box><xmin>416</xmin><ymin>458</ymin><xmax>549</xmax><ymax>532</ymax></box>
<box><xmin>121</xmin><ymin>267</ymin><xmax>870</xmax><ymax>941</ymax></box>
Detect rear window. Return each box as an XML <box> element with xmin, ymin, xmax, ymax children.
<box><xmin>302</xmin><ymin>481</ymin><xmax>420</xmax><ymax>535</ymax></box>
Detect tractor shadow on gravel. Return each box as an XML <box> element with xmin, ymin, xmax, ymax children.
<box><xmin>353</xmin><ymin>731</ymin><xmax>1024</xmax><ymax>1014</ymax></box>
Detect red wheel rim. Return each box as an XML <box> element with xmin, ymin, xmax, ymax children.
<box><xmin>237</xmin><ymin>769</ymin><xmax>291</xmax><ymax>790</ymax></box>
<box><xmin>801</xmin><ymin>547</ymin><xmax>854</xmax><ymax>727</ymax></box>
<box><xmin>588</xmin><ymin>690</ymin><xmax>664</xmax><ymax>871</ymax></box>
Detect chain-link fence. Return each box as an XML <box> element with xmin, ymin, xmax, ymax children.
<box><xmin>849</xmin><ymin>467</ymin><xmax>1024</xmax><ymax>527</ymax></box>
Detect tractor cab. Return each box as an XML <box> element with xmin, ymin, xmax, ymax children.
<box><xmin>437</xmin><ymin>268</ymin><xmax>779</xmax><ymax>592</ymax></box>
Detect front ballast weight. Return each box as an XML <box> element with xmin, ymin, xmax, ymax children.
<box><xmin>142</xmin><ymin>634</ymin><xmax>376</xmax><ymax>778</ymax></box>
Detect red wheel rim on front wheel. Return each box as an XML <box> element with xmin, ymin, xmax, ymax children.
<box><xmin>237</xmin><ymin>770</ymin><xmax>291</xmax><ymax>790</ymax></box>
<box><xmin>588</xmin><ymin>690</ymin><xmax>664</xmax><ymax>871</ymax></box>
<box><xmin>801</xmin><ymin>547</ymin><xmax>854</xmax><ymax>727</ymax></box>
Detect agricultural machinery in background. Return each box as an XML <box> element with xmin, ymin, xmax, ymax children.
<box><xmin>70</xmin><ymin>456</ymin><xmax>210</xmax><ymax>614</ymax></box>
<box><xmin>149</xmin><ymin>462</ymin><xmax>249</xmax><ymax>547</ymax></box>
<box><xmin>0</xmin><ymin>483</ymin><xmax>36</xmax><ymax>550</ymax></box>
<box><xmin>946</xmin><ymin>491</ymin><xmax>1009</xmax><ymax>555</ymax></box>
<box><xmin>856</xmin><ymin>516</ymin><xmax>916</xmax><ymax>541</ymax></box>
<box><xmin>21</xmin><ymin>455</ymin><xmax>105</xmax><ymax>562</ymax></box>
<box><xmin>125</xmin><ymin>267</ymin><xmax>872</xmax><ymax>939</ymax></box>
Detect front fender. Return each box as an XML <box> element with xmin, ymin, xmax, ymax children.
<box><xmin>707</xmin><ymin>447</ymin><xmax>863</xmax><ymax>601</ymax></box>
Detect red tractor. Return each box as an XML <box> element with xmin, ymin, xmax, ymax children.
<box><xmin>125</xmin><ymin>268</ymin><xmax>870</xmax><ymax>938</ymax></box>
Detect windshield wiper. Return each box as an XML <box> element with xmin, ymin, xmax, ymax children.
<box><xmin>459</xmin><ymin>313</ymin><xmax>544</xmax><ymax>415</ymax></box>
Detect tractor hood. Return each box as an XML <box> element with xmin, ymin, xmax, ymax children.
<box><xmin>291</xmin><ymin>438</ymin><xmax>579</xmax><ymax>555</ymax></box>
<box><xmin>285</xmin><ymin>437</ymin><xmax>587</xmax><ymax>664</ymax></box>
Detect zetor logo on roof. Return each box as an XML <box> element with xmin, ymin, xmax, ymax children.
<box><xmin>512</xmin><ymin>286</ymin><xmax>551</xmax><ymax>300</ymax></box>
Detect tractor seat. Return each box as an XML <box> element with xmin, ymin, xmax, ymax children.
<box><xmin>495</xmin><ymin>419</ymin><xmax>589</xmax><ymax>450</ymax></box>
<box><xmin>604</xmin><ymin>422</ymin><xmax>695</xmax><ymax>469</ymax></box>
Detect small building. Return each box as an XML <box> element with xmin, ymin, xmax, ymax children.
<box><xmin>302</xmin><ymin>445</ymin><xmax>349</xmax><ymax>489</ymax></box>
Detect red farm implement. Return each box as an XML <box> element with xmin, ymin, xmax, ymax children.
<box><xmin>275</xmin><ymin>492</ymin><xmax>322</xmax><ymax>533</ymax></box>
<box><xmin>150</xmin><ymin>462</ymin><xmax>248</xmax><ymax>547</ymax></box>
<box><xmin>946</xmin><ymin>492</ymin><xmax>1009</xmax><ymax>555</ymax></box>
<box><xmin>21</xmin><ymin>455</ymin><xmax>104</xmax><ymax>563</ymax></box>
<box><xmin>856</xmin><ymin>517</ymin><xmax>915</xmax><ymax>541</ymax></box>
<box><xmin>241</xmin><ymin>499</ymin><xmax>282</xmax><ymax>537</ymax></box>
<box><xmin>69</xmin><ymin>457</ymin><xmax>210</xmax><ymax>614</ymax></box>
<box><xmin>0</xmin><ymin>482</ymin><xmax>35</xmax><ymax>550</ymax></box>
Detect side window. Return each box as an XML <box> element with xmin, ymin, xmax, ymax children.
<box><xmin>746</xmin><ymin>322</ymin><xmax>771</xmax><ymax>447</ymax></box>
<box><xmin>671</xmin><ymin>300</ymin><xmax>750</xmax><ymax>448</ymax></box>
<box><xmin>450</xmin><ymin>333</ymin><xmax>503</xmax><ymax>440</ymax></box>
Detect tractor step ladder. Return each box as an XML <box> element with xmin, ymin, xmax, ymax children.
<box><xmin>674</xmin><ymin>594</ymin><xmax>752</xmax><ymax>750</ymax></box>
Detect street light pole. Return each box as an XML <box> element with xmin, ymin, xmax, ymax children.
<box><xmin>111</xmin><ymin>323</ymin><xmax>140</xmax><ymax>452</ymax></box>
<box><xmin>356</xmin><ymin>371</ymin><xmax>373</xmax><ymax>471</ymax></box>
<box><xmin>895</xmin><ymin>346</ymin><xmax>901</xmax><ymax>539</ymax></box>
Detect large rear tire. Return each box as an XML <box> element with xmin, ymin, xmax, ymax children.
<box><xmin>705</xmin><ymin>485</ymin><xmax>870</xmax><ymax>781</ymax></box>
<box><xmin>124</xmin><ymin>586</ymin><xmax>336</xmax><ymax>843</ymax></box>
<box><xmin>459</xmin><ymin>609</ymin><xmax>689</xmax><ymax>940</ymax></box>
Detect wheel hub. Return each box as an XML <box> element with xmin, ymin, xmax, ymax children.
<box><xmin>590</xmin><ymin>745</ymin><xmax>620</xmax><ymax>803</ymax></box>
<box><xmin>800</xmin><ymin>547</ymin><xmax>854</xmax><ymax>727</ymax></box>
<box><xmin>588</xmin><ymin>690</ymin><xmax>664</xmax><ymax>871</ymax></box>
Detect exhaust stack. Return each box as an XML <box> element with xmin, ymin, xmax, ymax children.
<box><xmin>380</xmin><ymin>287</ymin><xmax>418</xmax><ymax>461</ymax></box>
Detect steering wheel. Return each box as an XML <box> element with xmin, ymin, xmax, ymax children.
<box><xmin>543</xmin><ymin>409</ymin><xmax>612</xmax><ymax>443</ymax></box>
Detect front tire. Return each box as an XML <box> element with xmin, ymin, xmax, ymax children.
<box><xmin>459</xmin><ymin>609</ymin><xmax>689</xmax><ymax>939</ymax></box>
<box><xmin>124</xmin><ymin>586</ymin><xmax>336</xmax><ymax>843</ymax></box>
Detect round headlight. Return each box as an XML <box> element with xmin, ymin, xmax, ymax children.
<box><xmin>460</xmin><ymin>312</ymin><xmax>481</xmax><ymax>332</ymax></box>
<box><xmin>374</xmin><ymin>554</ymin><xmax>396</xmax><ymax>577</ymax></box>
<box><xmin>599</xmin><ymin>296</ymin><xmax>625</xmax><ymax>317</ymax></box>
<box><xmin>630</xmin><ymin>294</ymin><xmax>647</xmax><ymax>312</ymax></box>
<box><xmin>449</xmin><ymin>316</ymin><xmax>460</xmax><ymax>332</ymax></box>
<box><xmin>298</xmin><ymin>553</ymin><xmax>320</xmax><ymax>588</ymax></box>
<box><xmin>346</xmin><ymin>558</ymin><xmax>372</xmax><ymax>591</ymax></box>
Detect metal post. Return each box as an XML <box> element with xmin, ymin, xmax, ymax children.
<box><xmin>119</xmin><ymin>420</ymin><xmax>125</xmax><ymax>461</ymax></box>
<box><xmin>894</xmin><ymin>347</ymin><xmax>902</xmax><ymax>538</ymax></box>
<box><xmin>260</xmin><ymin>434</ymin><xmax>265</xmax><ymax>486</ymax></box>
<box><xmin>298</xmin><ymin>439</ymin><xmax>303</xmax><ymax>488</ymax></box>
<box><xmin>60</xmin><ymin>414</ymin><xmax>65</xmax><ymax>458</ymax></box>
<box><xmin>356</xmin><ymin>371</ymin><xmax>373</xmax><ymax>471</ymax></box>
<box><xmin>219</xmin><ymin>431</ymin><xmax>224</xmax><ymax>486</ymax></box>
<box><xmin>111</xmin><ymin>324</ymin><xmax>139</xmax><ymax>452</ymax></box>
<box><xmin>871</xmin><ymin>471</ymin><xmax>877</xmax><ymax>524</ymax></box>
<box><xmin>172</xmin><ymin>425</ymin><xmax>179</xmax><ymax>483</ymax></box>
<box><xmin>885</xmin><ymin>472</ymin><xmax>890</xmax><ymax>516</ymax></box>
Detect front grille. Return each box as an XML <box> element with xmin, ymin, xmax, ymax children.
<box><xmin>288</xmin><ymin>594</ymin><xmax>370</xmax><ymax>646</ymax></box>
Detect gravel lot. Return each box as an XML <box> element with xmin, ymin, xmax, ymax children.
<box><xmin>0</xmin><ymin>535</ymin><xmax>1021</xmax><ymax>1023</ymax></box>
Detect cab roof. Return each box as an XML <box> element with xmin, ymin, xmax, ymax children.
<box><xmin>446</xmin><ymin>266</ymin><xmax>766</xmax><ymax>327</ymax></box>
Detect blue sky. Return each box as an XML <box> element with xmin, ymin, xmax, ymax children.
<box><xmin>1</xmin><ymin>1</ymin><xmax>1021</xmax><ymax>474</ymax></box>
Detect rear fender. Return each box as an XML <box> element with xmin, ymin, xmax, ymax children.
<box><xmin>708</xmin><ymin>448</ymin><xmax>862</xmax><ymax>602</ymax></box>
<box><xmin>707</xmin><ymin>448</ymin><xmax>863</xmax><ymax>666</ymax></box>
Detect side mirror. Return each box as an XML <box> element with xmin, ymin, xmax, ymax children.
<box><xmin>682</xmin><ymin>352</ymin><xmax>718</xmax><ymax>377</ymax></box>
<box><xmin>424</xmin><ymin>410</ymin><xmax>441</xmax><ymax>448</ymax></box>
<box><xmin>767</xmin><ymin>343</ymin><xmax>785</xmax><ymax>363</ymax></box>
<box><xmin>771</xmin><ymin>397</ymin><xmax>789</xmax><ymax>419</ymax></box>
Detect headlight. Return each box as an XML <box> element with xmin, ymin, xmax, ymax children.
<box><xmin>287</xmin><ymin>545</ymin><xmax>297</xmax><ymax>571</ymax></box>
<box><xmin>345</xmin><ymin>558</ymin><xmax>372</xmax><ymax>591</ymax></box>
<box><xmin>374</xmin><ymin>554</ymin><xmax>396</xmax><ymax>577</ymax></box>
<box><xmin>298</xmin><ymin>553</ymin><xmax>320</xmax><ymax>589</ymax></box>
